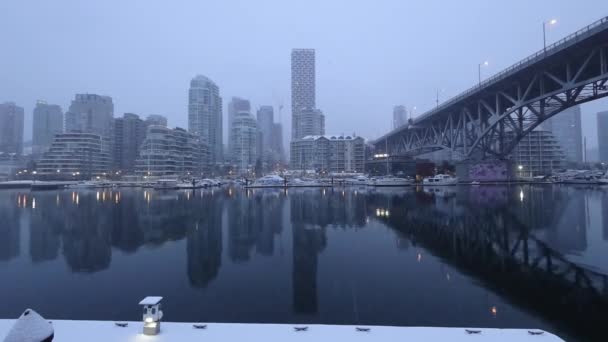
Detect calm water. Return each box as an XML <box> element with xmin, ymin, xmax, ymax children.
<box><xmin>1</xmin><ymin>185</ymin><xmax>607</xmax><ymax>341</ymax></box>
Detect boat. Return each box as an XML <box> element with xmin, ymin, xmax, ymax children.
<box><xmin>558</xmin><ymin>171</ymin><xmax>604</xmax><ymax>185</ymax></box>
<box><xmin>287</xmin><ymin>178</ymin><xmax>327</xmax><ymax>187</ymax></box>
<box><xmin>30</xmin><ymin>181</ymin><xmax>66</xmax><ymax>191</ymax></box>
<box><xmin>423</xmin><ymin>174</ymin><xmax>458</xmax><ymax>186</ymax></box>
<box><xmin>246</xmin><ymin>175</ymin><xmax>286</xmax><ymax>188</ymax></box>
<box><xmin>370</xmin><ymin>176</ymin><xmax>414</xmax><ymax>187</ymax></box>
<box><xmin>0</xmin><ymin>180</ymin><xmax>33</xmax><ymax>189</ymax></box>
<box><xmin>176</xmin><ymin>179</ymin><xmax>208</xmax><ymax>189</ymax></box>
<box><xmin>153</xmin><ymin>179</ymin><xmax>179</xmax><ymax>190</ymax></box>
<box><xmin>345</xmin><ymin>175</ymin><xmax>370</xmax><ymax>185</ymax></box>
<box><xmin>66</xmin><ymin>181</ymin><xmax>111</xmax><ymax>189</ymax></box>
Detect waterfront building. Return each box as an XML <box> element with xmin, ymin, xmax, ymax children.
<box><xmin>188</xmin><ymin>75</ymin><xmax>223</xmax><ymax>166</ymax></box>
<box><xmin>113</xmin><ymin>113</ymin><xmax>147</xmax><ymax>172</ymax></box>
<box><xmin>544</xmin><ymin>105</ymin><xmax>583</xmax><ymax>163</ymax></box>
<box><xmin>0</xmin><ymin>102</ymin><xmax>25</xmax><ymax>155</ymax></box>
<box><xmin>36</xmin><ymin>132</ymin><xmax>111</xmax><ymax>179</ymax></box>
<box><xmin>145</xmin><ymin>114</ymin><xmax>168</xmax><ymax>127</ymax></box>
<box><xmin>0</xmin><ymin>153</ymin><xmax>22</xmax><ymax>181</ymax></box>
<box><xmin>135</xmin><ymin>126</ymin><xmax>207</xmax><ymax>177</ymax></box>
<box><xmin>64</xmin><ymin>94</ymin><xmax>114</xmax><ymax>138</ymax></box>
<box><xmin>32</xmin><ymin>101</ymin><xmax>63</xmax><ymax>157</ymax></box>
<box><xmin>290</xmin><ymin>135</ymin><xmax>365</xmax><ymax>173</ymax></box>
<box><xmin>598</xmin><ymin>111</ymin><xmax>608</xmax><ymax>162</ymax></box>
<box><xmin>393</xmin><ymin>105</ymin><xmax>408</xmax><ymax>129</ymax></box>
<box><xmin>230</xmin><ymin>111</ymin><xmax>258</xmax><ymax>173</ymax></box>
<box><xmin>227</xmin><ymin>97</ymin><xmax>251</xmax><ymax>152</ymax></box>
<box><xmin>507</xmin><ymin>130</ymin><xmax>566</xmax><ymax>176</ymax></box>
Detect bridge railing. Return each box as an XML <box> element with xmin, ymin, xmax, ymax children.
<box><xmin>412</xmin><ymin>16</ymin><xmax>608</xmax><ymax>125</ymax></box>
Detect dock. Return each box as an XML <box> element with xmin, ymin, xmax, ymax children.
<box><xmin>0</xmin><ymin>320</ymin><xmax>564</xmax><ymax>341</ymax></box>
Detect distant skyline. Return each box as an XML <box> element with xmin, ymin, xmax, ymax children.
<box><xmin>1</xmin><ymin>0</ymin><xmax>607</xmax><ymax>148</ymax></box>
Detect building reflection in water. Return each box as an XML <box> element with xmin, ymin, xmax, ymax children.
<box><xmin>187</xmin><ymin>193</ymin><xmax>223</xmax><ymax>288</ymax></box>
<box><xmin>0</xmin><ymin>193</ymin><xmax>21</xmax><ymax>261</ymax></box>
<box><xmin>0</xmin><ymin>186</ymin><xmax>607</xmax><ymax>341</ymax></box>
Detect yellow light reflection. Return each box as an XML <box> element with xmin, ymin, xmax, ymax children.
<box><xmin>75</xmin><ymin>193</ymin><xmax>79</xmax><ymax>205</ymax></box>
<box><xmin>96</xmin><ymin>191</ymin><xmax>100</xmax><ymax>201</ymax></box>
<box><xmin>490</xmin><ymin>306</ymin><xmax>497</xmax><ymax>316</ymax></box>
<box><xmin>32</xmin><ymin>198</ymin><xmax>36</xmax><ymax>209</ymax></box>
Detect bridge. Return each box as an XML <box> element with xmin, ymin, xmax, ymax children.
<box><xmin>374</xmin><ymin>16</ymin><xmax>608</xmax><ymax>159</ymax></box>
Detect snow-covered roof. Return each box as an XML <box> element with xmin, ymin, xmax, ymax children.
<box><xmin>139</xmin><ymin>297</ymin><xmax>163</xmax><ymax>305</ymax></box>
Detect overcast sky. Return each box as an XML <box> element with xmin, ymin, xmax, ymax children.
<box><xmin>1</xmin><ymin>0</ymin><xmax>607</xmax><ymax>149</ymax></box>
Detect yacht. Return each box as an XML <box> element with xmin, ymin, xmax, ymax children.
<box><xmin>370</xmin><ymin>176</ymin><xmax>414</xmax><ymax>187</ymax></box>
<box><xmin>66</xmin><ymin>181</ymin><xmax>110</xmax><ymax>189</ymax></box>
<box><xmin>559</xmin><ymin>171</ymin><xmax>603</xmax><ymax>185</ymax></box>
<box><xmin>423</xmin><ymin>174</ymin><xmax>458</xmax><ymax>186</ymax></box>
<box><xmin>345</xmin><ymin>175</ymin><xmax>370</xmax><ymax>185</ymax></box>
<box><xmin>246</xmin><ymin>175</ymin><xmax>286</xmax><ymax>188</ymax></box>
<box><xmin>288</xmin><ymin>178</ymin><xmax>325</xmax><ymax>187</ymax></box>
<box><xmin>176</xmin><ymin>180</ymin><xmax>207</xmax><ymax>189</ymax></box>
<box><xmin>153</xmin><ymin>179</ymin><xmax>179</xmax><ymax>190</ymax></box>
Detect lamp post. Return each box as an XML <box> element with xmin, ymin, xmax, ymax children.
<box><xmin>543</xmin><ymin>19</ymin><xmax>558</xmax><ymax>53</ymax></box>
<box><xmin>478</xmin><ymin>61</ymin><xmax>489</xmax><ymax>85</ymax></box>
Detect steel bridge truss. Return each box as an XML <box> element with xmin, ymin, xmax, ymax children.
<box><xmin>388</xmin><ymin>43</ymin><xmax>608</xmax><ymax>159</ymax></box>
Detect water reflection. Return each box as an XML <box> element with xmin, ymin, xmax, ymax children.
<box><xmin>0</xmin><ymin>186</ymin><xmax>607</xmax><ymax>341</ymax></box>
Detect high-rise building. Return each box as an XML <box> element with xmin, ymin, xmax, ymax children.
<box><xmin>393</xmin><ymin>105</ymin><xmax>408</xmax><ymax>129</ymax></box>
<box><xmin>544</xmin><ymin>105</ymin><xmax>583</xmax><ymax>163</ymax></box>
<box><xmin>293</xmin><ymin>108</ymin><xmax>325</xmax><ymax>140</ymax></box>
<box><xmin>290</xmin><ymin>135</ymin><xmax>365</xmax><ymax>173</ymax></box>
<box><xmin>0</xmin><ymin>102</ymin><xmax>24</xmax><ymax>155</ymax></box>
<box><xmin>135</xmin><ymin>126</ymin><xmax>207</xmax><ymax>177</ymax></box>
<box><xmin>228</xmin><ymin>97</ymin><xmax>251</xmax><ymax>151</ymax></box>
<box><xmin>598</xmin><ymin>111</ymin><xmax>608</xmax><ymax>162</ymax></box>
<box><xmin>272</xmin><ymin>123</ymin><xmax>285</xmax><ymax>162</ymax></box>
<box><xmin>291</xmin><ymin>49</ymin><xmax>316</xmax><ymax>139</ymax></box>
<box><xmin>145</xmin><ymin>114</ymin><xmax>168</xmax><ymax>127</ymax></box>
<box><xmin>230</xmin><ymin>111</ymin><xmax>258</xmax><ymax>172</ymax></box>
<box><xmin>188</xmin><ymin>75</ymin><xmax>223</xmax><ymax>165</ymax></box>
<box><xmin>32</xmin><ymin>101</ymin><xmax>63</xmax><ymax>157</ymax></box>
<box><xmin>64</xmin><ymin>94</ymin><xmax>114</xmax><ymax>138</ymax></box>
<box><xmin>508</xmin><ymin>130</ymin><xmax>566</xmax><ymax>176</ymax></box>
<box><xmin>291</xmin><ymin>49</ymin><xmax>316</xmax><ymax>113</ymax></box>
<box><xmin>36</xmin><ymin>132</ymin><xmax>111</xmax><ymax>179</ymax></box>
<box><xmin>257</xmin><ymin>106</ymin><xmax>274</xmax><ymax>152</ymax></box>
<box><xmin>113</xmin><ymin>113</ymin><xmax>147</xmax><ymax>172</ymax></box>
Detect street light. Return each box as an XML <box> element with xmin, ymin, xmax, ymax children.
<box><xmin>543</xmin><ymin>19</ymin><xmax>558</xmax><ymax>52</ymax></box>
<box><xmin>436</xmin><ymin>89</ymin><xmax>445</xmax><ymax>108</ymax></box>
<box><xmin>478</xmin><ymin>61</ymin><xmax>489</xmax><ymax>85</ymax></box>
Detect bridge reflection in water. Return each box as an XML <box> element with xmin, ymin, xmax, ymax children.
<box><xmin>369</xmin><ymin>185</ymin><xmax>608</xmax><ymax>341</ymax></box>
<box><xmin>0</xmin><ymin>186</ymin><xmax>607</xmax><ymax>341</ymax></box>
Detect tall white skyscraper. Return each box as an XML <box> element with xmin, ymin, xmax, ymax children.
<box><xmin>231</xmin><ymin>110</ymin><xmax>258</xmax><ymax>172</ymax></box>
<box><xmin>188</xmin><ymin>75</ymin><xmax>223</xmax><ymax>165</ymax></box>
<box><xmin>227</xmin><ymin>97</ymin><xmax>251</xmax><ymax>153</ymax></box>
<box><xmin>291</xmin><ymin>49</ymin><xmax>316</xmax><ymax>139</ymax></box>
<box><xmin>544</xmin><ymin>105</ymin><xmax>583</xmax><ymax>163</ymax></box>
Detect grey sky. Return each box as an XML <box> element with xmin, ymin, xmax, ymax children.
<box><xmin>1</xmin><ymin>0</ymin><xmax>607</xmax><ymax>148</ymax></box>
